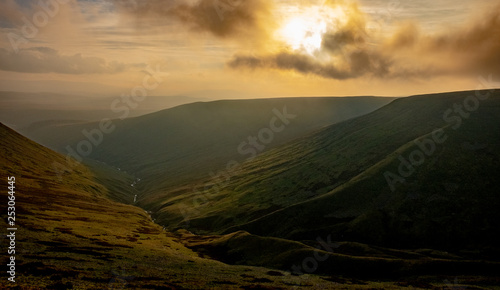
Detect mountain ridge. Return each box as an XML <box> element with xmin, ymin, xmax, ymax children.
<box><xmin>136</xmin><ymin>90</ymin><xmax>500</xmax><ymax>253</ymax></box>
<box><xmin>20</xmin><ymin>96</ymin><xmax>395</xmax><ymax>198</ymax></box>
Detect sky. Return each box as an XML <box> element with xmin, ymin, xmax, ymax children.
<box><xmin>0</xmin><ymin>0</ymin><xmax>499</xmax><ymax>101</ymax></box>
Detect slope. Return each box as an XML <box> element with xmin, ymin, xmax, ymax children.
<box><xmin>20</xmin><ymin>97</ymin><xmax>395</xmax><ymax>198</ymax></box>
<box><xmin>146</xmin><ymin>90</ymin><xmax>500</xmax><ymax>253</ymax></box>
<box><xmin>233</xmin><ymin>89</ymin><xmax>500</xmax><ymax>251</ymax></box>
<box><xmin>0</xmin><ymin>123</ymin><xmax>345</xmax><ymax>289</ymax></box>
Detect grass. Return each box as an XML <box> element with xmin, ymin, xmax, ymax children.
<box><xmin>19</xmin><ymin>97</ymin><xmax>395</xmax><ymax>193</ymax></box>
<box><xmin>139</xmin><ymin>91</ymin><xmax>500</xmax><ymax>252</ymax></box>
<box><xmin>132</xmin><ymin>91</ymin><xmax>500</xmax><ymax>288</ymax></box>
<box><xmin>1</xmin><ymin>123</ymin><xmax>417</xmax><ymax>289</ymax></box>
<box><xmin>2</xmin><ymin>89</ymin><xmax>500</xmax><ymax>288</ymax></box>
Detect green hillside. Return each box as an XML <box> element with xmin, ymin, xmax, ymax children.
<box><xmin>6</xmin><ymin>121</ymin><xmax>475</xmax><ymax>289</ymax></box>
<box><xmin>20</xmin><ymin>97</ymin><xmax>394</xmax><ymax>197</ymax></box>
<box><xmin>143</xmin><ymin>90</ymin><xmax>500</xmax><ymax>254</ymax></box>
<box><xmin>233</xmin><ymin>90</ymin><xmax>500</xmax><ymax>251</ymax></box>
<box><xmin>177</xmin><ymin>229</ymin><xmax>500</xmax><ymax>286</ymax></box>
<box><xmin>0</xmin><ymin>123</ymin><xmax>346</xmax><ymax>289</ymax></box>
<box><xmin>2</xmin><ymin>86</ymin><xmax>500</xmax><ymax>288</ymax></box>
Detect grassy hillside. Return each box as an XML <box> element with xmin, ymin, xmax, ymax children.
<box><xmin>144</xmin><ymin>90</ymin><xmax>500</xmax><ymax>254</ymax></box>
<box><xmin>232</xmin><ymin>90</ymin><xmax>500</xmax><ymax>251</ymax></box>
<box><xmin>178</xmin><ymin>230</ymin><xmax>500</xmax><ymax>284</ymax></box>
<box><xmin>2</xmin><ymin>86</ymin><xmax>500</xmax><ymax>288</ymax></box>
<box><xmin>0</xmin><ymin>123</ymin><xmax>349</xmax><ymax>289</ymax></box>
<box><xmin>20</xmin><ymin>97</ymin><xmax>394</xmax><ymax>194</ymax></box>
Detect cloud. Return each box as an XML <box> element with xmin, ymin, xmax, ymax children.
<box><xmin>385</xmin><ymin>4</ymin><xmax>500</xmax><ymax>77</ymax></box>
<box><xmin>229</xmin><ymin>50</ymin><xmax>392</xmax><ymax>80</ymax></box>
<box><xmin>0</xmin><ymin>0</ymin><xmax>28</xmax><ymax>28</ymax></box>
<box><xmin>322</xmin><ymin>0</ymin><xmax>367</xmax><ymax>52</ymax></box>
<box><xmin>0</xmin><ymin>47</ymin><xmax>145</xmax><ymax>74</ymax></box>
<box><xmin>230</xmin><ymin>1</ymin><xmax>500</xmax><ymax>80</ymax></box>
<box><xmin>228</xmin><ymin>0</ymin><xmax>396</xmax><ymax>80</ymax></box>
<box><xmin>111</xmin><ymin>0</ymin><xmax>274</xmax><ymax>41</ymax></box>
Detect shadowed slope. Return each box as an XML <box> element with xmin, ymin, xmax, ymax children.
<box><xmin>0</xmin><ymin>123</ymin><xmax>344</xmax><ymax>289</ymax></box>
<box><xmin>230</xmin><ymin>90</ymin><xmax>500</xmax><ymax>251</ymax></box>
<box><xmin>144</xmin><ymin>90</ymin><xmax>500</xmax><ymax>255</ymax></box>
<box><xmin>20</xmin><ymin>97</ymin><xmax>395</xmax><ymax>195</ymax></box>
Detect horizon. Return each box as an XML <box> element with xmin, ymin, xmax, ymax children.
<box><xmin>1</xmin><ymin>0</ymin><xmax>499</xmax><ymax>105</ymax></box>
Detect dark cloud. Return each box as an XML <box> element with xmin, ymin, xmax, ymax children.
<box><xmin>322</xmin><ymin>28</ymin><xmax>365</xmax><ymax>52</ymax></box>
<box><xmin>229</xmin><ymin>50</ymin><xmax>391</xmax><ymax>80</ymax></box>
<box><xmin>322</xmin><ymin>0</ymin><xmax>367</xmax><ymax>52</ymax></box>
<box><xmin>231</xmin><ymin>2</ymin><xmax>500</xmax><ymax>80</ymax></box>
<box><xmin>111</xmin><ymin>0</ymin><xmax>272</xmax><ymax>39</ymax></box>
<box><xmin>0</xmin><ymin>0</ymin><xmax>28</xmax><ymax>28</ymax></box>
<box><xmin>433</xmin><ymin>6</ymin><xmax>500</xmax><ymax>76</ymax></box>
<box><xmin>0</xmin><ymin>47</ymin><xmax>145</xmax><ymax>74</ymax></box>
<box><xmin>228</xmin><ymin>0</ymin><xmax>395</xmax><ymax>80</ymax></box>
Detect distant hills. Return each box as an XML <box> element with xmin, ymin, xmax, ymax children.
<box><xmin>0</xmin><ymin>91</ymin><xmax>208</xmax><ymax>129</ymax></box>
<box><xmin>20</xmin><ymin>96</ymin><xmax>394</xmax><ymax>196</ymax></box>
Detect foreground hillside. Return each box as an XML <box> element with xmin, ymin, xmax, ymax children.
<box><xmin>0</xmin><ymin>123</ymin><xmax>346</xmax><ymax>289</ymax></box>
<box><xmin>5</xmin><ymin>122</ymin><xmax>481</xmax><ymax>289</ymax></box>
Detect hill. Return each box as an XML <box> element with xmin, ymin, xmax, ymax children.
<box><xmin>142</xmin><ymin>90</ymin><xmax>500</xmax><ymax>254</ymax></box>
<box><xmin>0</xmin><ymin>91</ymin><xmax>207</xmax><ymax>129</ymax></box>
<box><xmin>20</xmin><ymin>97</ymin><xmax>394</xmax><ymax>199</ymax></box>
<box><xmin>0</xmin><ymin>123</ymin><xmax>344</xmax><ymax>289</ymax></box>
<box><xmin>2</xmin><ymin>86</ymin><xmax>500</xmax><ymax>288</ymax></box>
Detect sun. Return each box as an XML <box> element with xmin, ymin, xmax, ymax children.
<box><xmin>278</xmin><ymin>5</ymin><xmax>347</xmax><ymax>55</ymax></box>
<box><xmin>281</xmin><ymin>16</ymin><xmax>327</xmax><ymax>55</ymax></box>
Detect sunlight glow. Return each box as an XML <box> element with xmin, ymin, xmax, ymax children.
<box><xmin>278</xmin><ymin>5</ymin><xmax>347</xmax><ymax>55</ymax></box>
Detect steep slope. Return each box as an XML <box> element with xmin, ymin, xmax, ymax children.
<box><xmin>234</xmin><ymin>90</ymin><xmax>500</xmax><ymax>251</ymax></box>
<box><xmin>20</xmin><ymin>97</ymin><xmax>394</xmax><ymax>196</ymax></box>
<box><xmin>147</xmin><ymin>90</ymin><xmax>500</xmax><ymax>253</ymax></box>
<box><xmin>0</xmin><ymin>123</ymin><xmax>344</xmax><ymax>289</ymax></box>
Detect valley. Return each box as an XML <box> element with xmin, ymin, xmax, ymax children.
<box><xmin>2</xmin><ymin>90</ymin><xmax>500</xmax><ymax>289</ymax></box>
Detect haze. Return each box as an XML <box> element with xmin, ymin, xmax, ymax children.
<box><xmin>0</xmin><ymin>0</ymin><xmax>499</xmax><ymax>103</ymax></box>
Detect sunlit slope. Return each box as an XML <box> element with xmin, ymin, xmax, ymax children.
<box><xmin>20</xmin><ymin>97</ymin><xmax>394</xmax><ymax>192</ymax></box>
<box><xmin>149</xmin><ymin>90</ymin><xmax>500</xmax><ymax>251</ymax></box>
<box><xmin>0</xmin><ymin>123</ymin><xmax>341</xmax><ymax>289</ymax></box>
<box><xmin>0</xmin><ymin>123</ymin><xmax>192</xmax><ymax>288</ymax></box>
